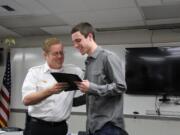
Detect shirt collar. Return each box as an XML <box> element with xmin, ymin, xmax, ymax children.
<box><xmin>43</xmin><ymin>62</ymin><xmax>64</xmax><ymax>73</ymax></box>
<box><xmin>89</xmin><ymin>46</ymin><xmax>102</xmax><ymax>59</ymax></box>
<box><xmin>43</xmin><ymin>62</ymin><xmax>50</xmax><ymax>73</ymax></box>
<box><xmin>85</xmin><ymin>46</ymin><xmax>102</xmax><ymax>65</ymax></box>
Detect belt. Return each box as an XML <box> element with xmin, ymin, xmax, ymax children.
<box><xmin>30</xmin><ymin>116</ymin><xmax>66</xmax><ymax>127</ymax></box>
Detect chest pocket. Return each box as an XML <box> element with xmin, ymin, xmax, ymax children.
<box><xmin>91</xmin><ymin>70</ymin><xmax>106</xmax><ymax>84</ymax></box>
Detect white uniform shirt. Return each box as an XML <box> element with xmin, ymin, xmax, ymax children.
<box><xmin>22</xmin><ymin>63</ymin><xmax>83</xmax><ymax>122</ymax></box>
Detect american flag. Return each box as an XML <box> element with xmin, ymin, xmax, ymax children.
<box><xmin>0</xmin><ymin>52</ymin><xmax>11</xmax><ymax>127</ymax></box>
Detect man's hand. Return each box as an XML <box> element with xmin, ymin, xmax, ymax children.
<box><xmin>23</xmin><ymin>82</ymin><xmax>69</xmax><ymax>106</ymax></box>
<box><xmin>50</xmin><ymin>82</ymin><xmax>69</xmax><ymax>94</ymax></box>
<box><xmin>75</xmin><ymin>80</ymin><xmax>89</xmax><ymax>93</ymax></box>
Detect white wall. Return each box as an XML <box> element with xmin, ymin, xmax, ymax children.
<box><xmin>2</xmin><ymin>29</ymin><xmax>180</xmax><ymax>135</ymax></box>
<box><xmin>1</xmin><ymin>29</ymin><xmax>179</xmax><ymax>48</ymax></box>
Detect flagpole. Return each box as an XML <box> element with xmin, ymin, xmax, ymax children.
<box><xmin>0</xmin><ymin>38</ymin><xmax>15</xmax><ymax>127</ymax></box>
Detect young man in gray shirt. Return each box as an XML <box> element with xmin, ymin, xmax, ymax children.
<box><xmin>71</xmin><ymin>22</ymin><xmax>128</xmax><ymax>135</ymax></box>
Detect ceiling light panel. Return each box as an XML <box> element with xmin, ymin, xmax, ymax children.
<box><xmin>38</xmin><ymin>0</ymin><xmax>88</xmax><ymax>13</ymax></box>
<box><xmin>41</xmin><ymin>26</ymin><xmax>71</xmax><ymax>35</ymax></box>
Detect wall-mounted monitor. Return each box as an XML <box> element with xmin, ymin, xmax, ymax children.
<box><xmin>125</xmin><ymin>47</ymin><xmax>180</xmax><ymax>99</ymax></box>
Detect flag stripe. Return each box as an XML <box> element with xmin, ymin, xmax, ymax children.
<box><xmin>1</xmin><ymin>85</ymin><xmax>10</xmax><ymax>98</ymax></box>
<box><xmin>0</xmin><ymin>52</ymin><xmax>11</xmax><ymax>127</ymax></box>
<box><xmin>0</xmin><ymin>97</ymin><xmax>9</xmax><ymax>112</ymax></box>
<box><xmin>1</xmin><ymin>87</ymin><xmax>10</xmax><ymax>103</ymax></box>
<box><xmin>0</xmin><ymin>108</ymin><xmax>8</xmax><ymax>121</ymax></box>
<box><xmin>0</xmin><ymin>102</ymin><xmax>9</xmax><ymax>117</ymax></box>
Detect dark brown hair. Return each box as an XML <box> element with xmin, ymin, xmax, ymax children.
<box><xmin>71</xmin><ymin>22</ymin><xmax>96</xmax><ymax>40</ymax></box>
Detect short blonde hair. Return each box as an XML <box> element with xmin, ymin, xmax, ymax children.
<box><xmin>42</xmin><ymin>37</ymin><xmax>62</xmax><ymax>53</ymax></box>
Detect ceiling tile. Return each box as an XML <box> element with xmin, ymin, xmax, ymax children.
<box><xmin>57</xmin><ymin>8</ymin><xmax>143</xmax><ymax>26</ymax></box>
<box><xmin>0</xmin><ymin>25</ymin><xmax>21</xmax><ymax>38</ymax></box>
<box><xmin>94</xmin><ymin>20</ymin><xmax>144</xmax><ymax>29</ymax></box>
<box><xmin>163</xmin><ymin>0</ymin><xmax>180</xmax><ymax>5</ymax></box>
<box><xmin>14</xmin><ymin>0</ymin><xmax>50</xmax><ymax>15</ymax></box>
<box><xmin>0</xmin><ymin>15</ymin><xmax>67</xmax><ymax>28</ymax></box>
<box><xmin>39</xmin><ymin>0</ymin><xmax>137</xmax><ymax>13</ymax></box>
<box><xmin>142</xmin><ymin>4</ymin><xmax>180</xmax><ymax>20</ymax></box>
<box><xmin>0</xmin><ymin>0</ymin><xmax>50</xmax><ymax>16</ymax></box>
<box><xmin>84</xmin><ymin>0</ymin><xmax>136</xmax><ymax>10</ymax></box>
<box><xmin>146</xmin><ymin>18</ymin><xmax>180</xmax><ymax>25</ymax></box>
<box><xmin>11</xmin><ymin>27</ymin><xmax>50</xmax><ymax>36</ymax></box>
<box><xmin>0</xmin><ymin>0</ymin><xmax>180</xmax><ymax>38</ymax></box>
<box><xmin>38</xmin><ymin>0</ymin><xmax>88</xmax><ymax>13</ymax></box>
<box><xmin>0</xmin><ymin>0</ymin><xmax>29</xmax><ymax>16</ymax></box>
<box><xmin>41</xmin><ymin>26</ymin><xmax>71</xmax><ymax>35</ymax></box>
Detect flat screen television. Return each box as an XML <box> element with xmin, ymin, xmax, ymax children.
<box><xmin>125</xmin><ymin>47</ymin><xmax>180</xmax><ymax>99</ymax></box>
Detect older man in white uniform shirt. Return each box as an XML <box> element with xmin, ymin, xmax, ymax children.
<box><xmin>22</xmin><ymin>37</ymin><xmax>83</xmax><ymax>135</ymax></box>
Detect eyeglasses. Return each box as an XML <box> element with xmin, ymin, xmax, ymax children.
<box><xmin>49</xmin><ymin>51</ymin><xmax>64</xmax><ymax>56</ymax></box>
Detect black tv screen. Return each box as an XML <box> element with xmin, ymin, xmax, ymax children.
<box><xmin>125</xmin><ymin>47</ymin><xmax>180</xmax><ymax>96</ymax></box>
